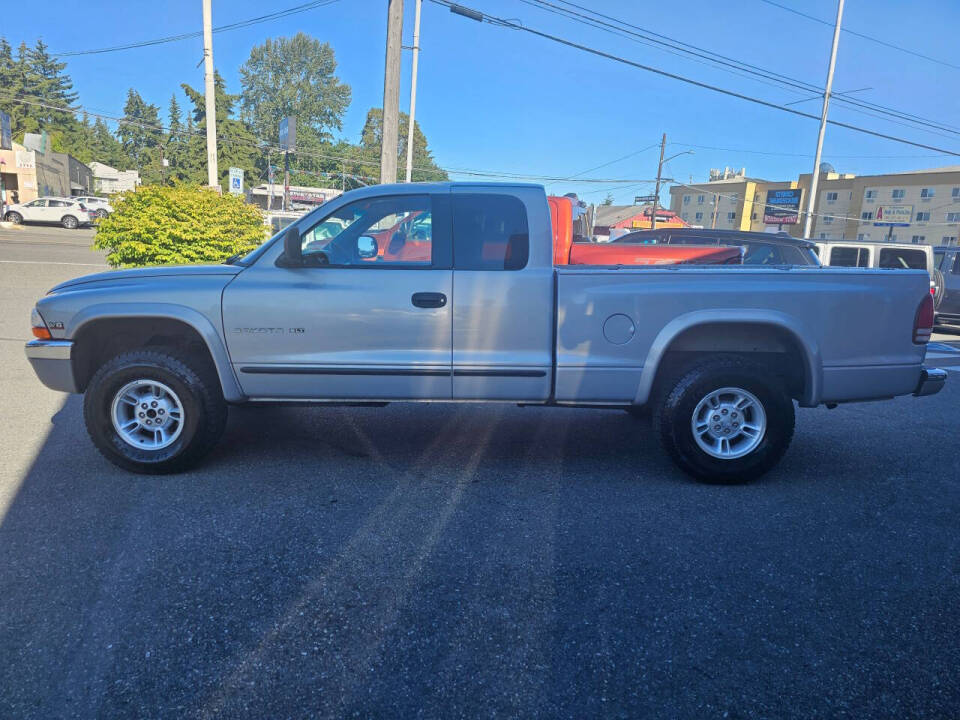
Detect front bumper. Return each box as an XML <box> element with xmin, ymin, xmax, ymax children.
<box><xmin>914</xmin><ymin>367</ymin><xmax>947</xmax><ymax>397</ymax></box>
<box><xmin>25</xmin><ymin>340</ymin><xmax>78</xmax><ymax>393</ymax></box>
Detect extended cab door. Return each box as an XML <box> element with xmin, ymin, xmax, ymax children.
<box><xmin>450</xmin><ymin>186</ymin><xmax>554</xmax><ymax>400</ymax></box>
<box><xmin>223</xmin><ymin>192</ymin><xmax>453</xmax><ymax>400</ymax></box>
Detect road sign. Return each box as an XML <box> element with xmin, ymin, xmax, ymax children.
<box><xmin>873</xmin><ymin>204</ymin><xmax>913</xmax><ymax>227</ymax></box>
<box><xmin>279</xmin><ymin>117</ymin><xmax>297</xmax><ymax>152</ymax></box>
<box><xmin>228</xmin><ymin>167</ymin><xmax>243</xmax><ymax>195</ymax></box>
<box><xmin>635</xmin><ymin>194</ymin><xmax>657</xmax><ymax>203</ymax></box>
<box><xmin>763</xmin><ymin>188</ymin><xmax>802</xmax><ymax>225</ymax></box>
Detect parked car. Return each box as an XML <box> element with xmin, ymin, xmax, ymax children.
<box><xmin>3</xmin><ymin>196</ymin><xmax>96</xmax><ymax>229</ymax></box>
<box><xmin>933</xmin><ymin>246</ymin><xmax>960</xmax><ymax>329</ymax></box>
<box><xmin>24</xmin><ymin>182</ymin><xmax>944</xmax><ymax>483</ymax></box>
<box><xmin>816</xmin><ymin>240</ymin><xmax>937</xmax><ymax>297</ymax></box>
<box><xmin>74</xmin><ymin>196</ymin><xmax>114</xmax><ymax>218</ymax></box>
<box><xmin>612</xmin><ymin>228</ymin><xmax>821</xmax><ymax>266</ymax></box>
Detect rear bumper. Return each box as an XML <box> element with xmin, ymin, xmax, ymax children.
<box><xmin>25</xmin><ymin>340</ymin><xmax>79</xmax><ymax>393</ymax></box>
<box><xmin>914</xmin><ymin>367</ymin><xmax>947</xmax><ymax>397</ymax></box>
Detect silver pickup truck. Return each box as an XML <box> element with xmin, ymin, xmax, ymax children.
<box><xmin>25</xmin><ymin>182</ymin><xmax>945</xmax><ymax>483</ymax></box>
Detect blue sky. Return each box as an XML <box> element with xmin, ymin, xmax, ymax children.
<box><xmin>2</xmin><ymin>0</ymin><xmax>959</xmax><ymax>204</ymax></box>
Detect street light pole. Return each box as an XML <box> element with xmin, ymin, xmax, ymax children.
<box><xmin>201</xmin><ymin>0</ymin><xmax>219</xmax><ymax>189</ymax></box>
<box><xmin>404</xmin><ymin>0</ymin><xmax>422</xmax><ymax>183</ymax></box>
<box><xmin>650</xmin><ymin>133</ymin><xmax>667</xmax><ymax>230</ymax></box>
<box><xmin>803</xmin><ymin>0</ymin><xmax>844</xmax><ymax>239</ymax></box>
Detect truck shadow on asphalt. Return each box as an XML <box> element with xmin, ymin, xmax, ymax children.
<box><xmin>2</xmin><ymin>393</ymin><xmax>957</xmax><ymax>717</ymax></box>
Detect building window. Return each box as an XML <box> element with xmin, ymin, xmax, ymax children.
<box><xmin>911</xmin><ymin>235</ymin><xmax>925</xmax><ymax>244</ymax></box>
<box><xmin>823</xmin><ymin>215</ymin><xmax>834</xmax><ymax>224</ymax></box>
<box><xmin>915</xmin><ymin>211</ymin><xmax>931</xmax><ymax>222</ymax></box>
<box><xmin>751</xmin><ymin>212</ymin><xmax>757</xmax><ymax>220</ymax></box>
<box><xmin>952</xmin><ymin>187</ymin><xmax>960</xmax><ymax>200</ymax></box>
<box><xmin>857</xmin><ymin>233</ymin><xmax>869</xmax><ymax>241</ymax></box>
<box><xmin>697</xmin><ymin>195</ymin><xmax>705</xmax><ymax>205</ymax></box>
<box><xmin>946</xmin><ymin>212</ymin><xmax>960</xmax><ymax>223</ymax></box>
<box><xmin>729</xmin><ymin>193</ymin><xmax>738</xmax><ymax>203</ymax></box>
<box><xmin>727</xmin><ymin>212</ymin><xmax>736</xmax><ymax>220</ymax></box>
<box><xmin>861</xmin><ymin>211</ymin><xmax>874</xmax><ymax>221</ymax></box>
<box><xmin>695</xmin><ymin>212</ymin><xmax>703</xmax><ymax>222</ymax></box>
<box><xmin>920</xmin><ymin>188</ymin><xmax>935</xmax><ymax>198</ymax></box>
<box><xmin>819</xmin><ymin>233</ymin><xmax>827</xmax><ymax>239</ymax></box>
<box><xmin>826</xmin><ymin>191</ymin><xmax>838</xmax><ymax>203</ymax></box>
<box><xmin>892</xmin><ymin>188</ymin><xmax>905</xmax><ymax>199</ymax></box>
<box><xmin>865</xmin><ymin>189</ymin><xmax>877</xmax><ymax>200</ymax></box>
<box><xmin>943</xmin><ymin>236</ymin><xmax>958</xmax><ymax>246</ymax></box>
<box><xmin>683</xmin><ymin>195</ymin><xmax>690</xmax><ymax>205</ymax></box>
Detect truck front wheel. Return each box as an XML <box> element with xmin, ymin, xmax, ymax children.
<box><xmin>653</xmin><ymin>358</ymin><xmax>795</xmax><ymax>484</ymax></box>
<box><xmin>83</xmin><ymin>349</ymin><xmax>227</xmax><ymax>474</ymax></box>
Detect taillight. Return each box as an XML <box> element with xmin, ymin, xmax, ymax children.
<box><xmin>914</xmin><ymin>294</ymin><xmax>934</xmax><ymax>344</ymax></box>
<box><xmin>31</xmin><ymin>307</ymin><xmax>51</xmax><ymax>340</ymax></box>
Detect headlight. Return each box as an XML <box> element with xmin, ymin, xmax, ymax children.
<box><xmin>31</xmin><ymin>307</ymin><xmax>51</xmax><ymax>340</ymax></box>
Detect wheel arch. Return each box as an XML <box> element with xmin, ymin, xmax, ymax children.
<box><xmin>68</xmin><ymin>304</ymin><xmax>244</xmax><ymax>402</ymax></box>
<box><xmin>634</xmin><ymin>310</ymin><xmax>822</xmax><ymax>407</ymax></box>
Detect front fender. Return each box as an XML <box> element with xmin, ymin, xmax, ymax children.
<box><xmin>632</xmin><ymin>309</ymin><xmax>823</xmax><ymax>407</ymax></box>
<box><xmin>66</xmin><ymin>302</ymin><xmax>245</xmax><ymax>402</ymax></box>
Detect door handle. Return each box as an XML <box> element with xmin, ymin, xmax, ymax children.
<box><xmin>411</xmin><ymin>292</ymin><xmax>447</xmax><ymax>308</ymax></box>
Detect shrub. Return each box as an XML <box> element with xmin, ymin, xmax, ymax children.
<box><xmin>93</xmin><ymin>185</ymin><xmax>267</xmax><ymax>267</ymax></box>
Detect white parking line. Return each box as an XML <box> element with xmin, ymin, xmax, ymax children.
<box><xmin>0</xmin><ymin>260</ymin><xmax>105</xmax><ymax>267</ymax></box>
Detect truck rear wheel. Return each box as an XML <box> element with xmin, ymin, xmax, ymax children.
<box><xmin>83</xmin><ymin>349</ymin><xmax>227</xmax><ymax>474</ymax></box>
<box><xmin>653</xmin><ymin>358</ymin><xmax>795</xmax><ymax>484</ymax></box>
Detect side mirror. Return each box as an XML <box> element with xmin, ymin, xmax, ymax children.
<box><xmin>358</xmin><ymin>235</ymin><xmax>378</xmax><ymax>259</ymax></box>
<box><xmin>280</xmin><ymin>226</ymin><xmax>302</xmax><ymax>267</ymax></box>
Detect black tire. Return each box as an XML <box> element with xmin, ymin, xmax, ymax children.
<box><xmin>83</xmin><ymin>349</ymin><xmax>227</xmax><ymax>474</ymax></box>
<box><xmin>61</xmin><ymin>214</ymin><xmax>79</xmax><ymax>229</ymax></box>
<box><xmin>96</xmin><ymin>208</ymin><xmax>109</xmax><ymax>219</ymax></box>
<box><xmin>653</xmin><ymin>357</ymin><xmax>795</xmax><ymax>484</ymax></box>
<box><xmin>5</xmin><ymin>211</ymin><xmax>22</xmax><ymax>224</ymax></box>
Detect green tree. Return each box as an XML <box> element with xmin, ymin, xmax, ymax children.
<box><xmin>93</xmin><ymin>185</ymin><xmax>266</xmax><ymax>267</ymax></box>
<box><xmin>359</xmin><ymin>108</ymin><xmax>447</xmax><ymax>182</ymax></box>
<box><xmin>117</xmin><ymin>89</ymin><xmax>162</xmax><ymax>180</ymax></box>
<box><xmin>89</xmin><ymin>118</ymin><xmax>125</xmax><ymax>168</ymax></box>
<box><xmin>601</xmin><ymin>193</ymin><xmax>614</xmax><ymax>206</ymax></box>
<box><xmin>239</xmin><ymin>33</ymin><xmax>351</xmax><ymax>143</ymax></box>
<box><xmin>164</xmin><ymin>93</ymin><xmax>188</xmax><ymax>184</ymax></box>
<box><xmin>27</xmin><ymin>39</ymin><xmax>78</xmax><ymax>126</ymax></box>
<box><xmin>181</xmin><ymin>72</ymin><xmax>259</xmax><ymax>189</ymax></box>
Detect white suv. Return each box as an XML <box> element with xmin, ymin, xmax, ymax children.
<box><xmin>74</xmin><ymin>196</ymin><xmax>113</xmax><ymax>218</ymax></box>
<box><xmin>3</xmin><ymin>197</ymin><xmax>97</xmax><ymax>229</ymax></box>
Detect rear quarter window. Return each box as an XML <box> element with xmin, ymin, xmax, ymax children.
<box><xmin>829</xmin><ymin>246</ymin><xmax>870</xmax><ymax>267</ymax></box>
<box><xmin>452</xmin><ymin>194</ymin><xmax>529</xmax><ymax>270</ymax></box>
<box><xmin>878</xmin><ymin>248</ymin><xmax>927</xmax><ymax>270</ymax></box>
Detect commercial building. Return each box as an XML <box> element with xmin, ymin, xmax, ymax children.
<box><xmin>0</xmin><ymin>141</ymin><xmax>40</xmax><ymax>205</ymax></box>
<box><xmin>593</xmin><ymin>204</ymin><xmax>687</xmax><ymax>239</ymax></box>
<box><xmin>247</xmin><ymin>184</ymin><xmax>342</xmax><ymax>211</ymax></box>
<box><xmin>669</xmin><ymin>165</ymin><xmax>960</xmax><ymax>247</ymax></box>
<box><xmin>89</xmin><ymin>162</ymin><xmax>141</xmax><ymax>194</ymax></box>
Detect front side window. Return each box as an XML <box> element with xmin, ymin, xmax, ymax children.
<box><xmin>452</xmin><ymin>193</ymin><xmax>529</xmax><ymax>271</ymax></box>
<box><xmin>26</xmin><ymin>199</ymin><xmax>47</xmax><ymax>207</ymax></box>
<box><xmin>300</xmin><ymin>195</ymin><xmax>433</xmax><ymax>267</ymax></box>
<box><xmin>879</xmin><ymin>248</ymin><xmax>926</xmax><ymax>270</ymax></box>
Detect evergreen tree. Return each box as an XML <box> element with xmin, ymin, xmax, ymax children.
<box><xmin>164</xmin><ymin>93</ymin><xmax>187</xmax><ymax>183</ymax></box>
<box><xmin>26</xmin><ymin>39</ymin><xmax>79</xmax><ymax>129</ymax></box>
<box><xmin>117</xmin><ymin>89</ymin><xmax>162</xmax><ymax>180</ymax></box>
<box><xmin>360</xmin><ymin>108</ymin><xmax>447</xmax><ymax>182</ymax></box>
<box><xmin>181</xmin><ymin>72</ymin><xmax>259</xmax><ymax>189</ymax></box>
<box><xmin>89</xmin><ymin>118</ymin><xmax>125</xmax><ymax>168</ymax></box>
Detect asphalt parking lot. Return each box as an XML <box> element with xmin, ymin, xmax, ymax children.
<box><xmin>1</xmin><ymin>223</ymin><xmax>959</xmax><ymax>718</ymax></box>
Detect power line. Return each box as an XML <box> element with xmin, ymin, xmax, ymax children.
<box><xmin>432</xmin><ymin>0</ymin><xmax>960</xmax><ymax>158</ymax></box>
<box><xmin>52</xmin><ymin>0</ymin><xmax>340</xmax><ymax>57</ymax></box>
<box><xmin>667</xmin><ymin>141</ymin><xmax>955</xmax><ymax>160</ymax></box>
<box><xmin>526</xmin><ymin>0</ymin><xmax>960</xmax><ymax>139</ymax></box>
<box><xmin>756</xmin><ymin>0</ymin><xmax>960</xmax><ymax>72</ymax></box>
<box><xmin>0</xmin><ymin>93</ymin><xmax>659</xmax><ymax>185</ymax></box>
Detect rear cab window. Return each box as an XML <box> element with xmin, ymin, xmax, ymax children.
<box><xmin>878</xmin><ymin>248</ymin><xmax>927</xmax><ymax>270</ymax></box>
<box><xmin>452</xmin><ymin>194</ymin><xmax>529</xmax><ymax>270</ymax></box>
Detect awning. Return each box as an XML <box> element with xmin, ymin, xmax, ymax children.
<box><xmin>70</xmin><ymin>183</ymin><xmax>85</xmax><ymax>191</ymax></box>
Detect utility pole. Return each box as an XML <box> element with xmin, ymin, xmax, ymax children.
<box><xmin>201</xmin><ymin>0</ymin><xmax>219</xmax><ymax>189</ymax></box>
<box><xmin>380</xmin><ymin>0</ymin><xmax>404</xmax><ymax>184</ymax></box>
<box><xmin>711</xmin><ymin>192</ymin><xmax>720</xmax><ymax>229</ymax></box>
<box><xmin>650</xmin><ymin>132</ymin><xmax>666</xmax><ymax>230</ymax></box>
<box><xmin>803</xmin><ymin>0</ymin><xmax>844</xmax><ymax>239</ymax></box>
<box><xmin>404</xmin><ymin>0</ymin><xmax>422</xmax><ymax>183</ymax></box>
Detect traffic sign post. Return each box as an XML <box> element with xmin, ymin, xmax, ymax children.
<box><xmin>228</xmin><ymin>167</ymin><xmax>243</xmax><ymax>195</ymax></box>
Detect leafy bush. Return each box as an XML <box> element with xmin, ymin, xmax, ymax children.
<box><xmin>93</xmin><ymin>185</ymin><xmax>267</xmax><ymax>267</ymax></box>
